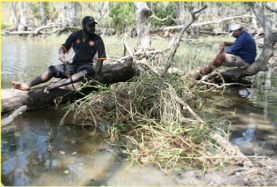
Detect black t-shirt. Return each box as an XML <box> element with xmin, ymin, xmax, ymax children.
<box><xmin>62</xmin><ymin>30</ymin><xmax>106</xmax><ymax>65</ymax></box>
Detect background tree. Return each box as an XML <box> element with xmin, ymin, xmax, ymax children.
<box><xmin>134</xmin><ymin>2</ymin><xmax>152</xmax><ymax>48</ymax></box>
<box><xmin>40</xmin><ymin>2</ymin><xmax>47</xmax><ymax>26</ymax></box>
<box><xmin>68</xmin><ymin>2</ymin><xmax>79</xmax><ymax>26</ymax></box>
<box><xmin>108</xmin><ymin>2</ymin><xmax>136</xmax><ymax>34</ymax></box>
<box><xmin>18</xmin><ymin>2</ymin><xmax>27</xmax><ymax>31</ymax></box>
<box><xmin>10</xmin><ymin>2</ymin><xmax>18</xmax><ymax>25</ymax></box>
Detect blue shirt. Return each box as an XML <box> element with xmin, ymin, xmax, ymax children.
<box><xmin>226</xmin><ymin>30</ymin><xmax>256</xmax><ymax>64</ymax></box>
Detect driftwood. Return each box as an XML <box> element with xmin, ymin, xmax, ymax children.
<box><xmin>1</xmin><ymin>19</ymin><xmax>81</xmax><ymax>36</ymax></box>
<box><xmin>150</xmin><ymin>14</ymin><xmax>256</xmax><ymax>33</ymax></box>
<box><xmin>162</xmin><ymin>5</ymin><xmax>207</xmax><ymax>75</ymax></box>
<box><xmin>150</xmin><ymin>13</ymin><xmax>274</xmax><ymax>34</ymax></box>
<box><xmin>1</xmin><ymin>56</ymin><xmax>135</xmax><ymax>114</ymax></box>
<box><xmin>2</xmin><ymin>26</ymin><xmax>80</xmax><ymax>36</ymax></box>
<box><xmin>211</xmin><ymin>132</ymin><xmax>253</xmax><ymax>167</ymax></box>
<box><xmin>1</xmin><ymin>105</ymin><xmax>27</xmax><ymax>127</ymax></box>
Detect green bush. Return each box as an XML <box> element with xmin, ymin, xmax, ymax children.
<box><xmin>29</xmin><ymin>2</ymin><xmax>50</xmax><ymax>19</ymax></box>
<box><xmin>148</xmin><ymin>2</ymin><xmax>176</xmax><ymax>28</ymax></box>
<box><xmin>108</xmin><ymin>2</ymin><xmax>136</xmax><ymax>33</ymax></box>
<box><xmin>1</xmin><ymin>22</ymin><xmax>12</xmax><ymax>29</ymax></box>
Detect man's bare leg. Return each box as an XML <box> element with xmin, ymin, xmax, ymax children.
<box><xmin>12</xmin><ymin>70</ymin><xmax>54</xmax><ymax>91</ymax></box>
<box><xmin>200</xmin><ymin>49</ymin><xmax>227</xmax><ymax>75</ymax></box>
<box><xmin>44</xmin><ymin>70</ymin><xmax>88</xmax><ymax>93</ymax></box>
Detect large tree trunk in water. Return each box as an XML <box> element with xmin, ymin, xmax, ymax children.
<box><xmin>1</xmin><ymin>57</ymin><xmax>135</xmax><ymax>114</ymax></box>
<box><xmin>134</xmin><ymin>2</ymin><xmax>152</xmax><ymax>48</ymax></box>
<box><xmin>218</xmin><ymin>2</ymin><xmax>277</xmax><ymax>83</ymax></box>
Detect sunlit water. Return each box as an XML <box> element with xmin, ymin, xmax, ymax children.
<box><xmin>1</xmin><ymin>39</ymin><xmax>277</xmax><ymax>186</ymax></box>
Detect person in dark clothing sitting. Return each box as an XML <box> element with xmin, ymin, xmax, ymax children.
<box><xmin>12</xmin><ymin>16</ymin><xmax>106</xmax><ymax>93</ymax></box>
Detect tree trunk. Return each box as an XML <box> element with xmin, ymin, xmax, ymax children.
<box><xmin>68</xmin><ymin>2</ymin><xmax>78</xmax><ymax>26</ymax></box>
<box><xmin>134</xmin><ymin>2</ymin><xmax>152</xmax><ymax>48</ymax></box>
<box><xmin>266</xmin><ymin>2</ymin><xmax>277</xmax><ymax>14</ymax></box>
<box><xmin>176</xmin><ymin>2</ymin><xmax>186</xmax><ymax>25</ymax></box>
<box><xmin>162</xmin><ymin>5</ymin><xmax>207</xmax><ymax>75</ymax></box>
<box><xmin>40</xmin><ymin>2</ymin><xmax>47</xmax><ymax>26</ymax></box>
<box><xmin>18</xmin><ymin>2</ymin><xmax>27</xmax><ymax>31</ymax></box>
<box><xmin>10</xmin><ymin>2</ymin><xmax>18</xmax><ymax>25</ymax></box>
<box><xmin>97</xmin><ymin>2</ymin><xmax>109</xmax><ymax>19</ymax></box>
<box><xmin>1</xmin><ymin>56</ymin><xmax>135</xmax><ymax>114</ymax></box>
<box><xmin>60</xmin><ymin>2</ymin><xmax>67</xmax><ymax>27</ymax></box>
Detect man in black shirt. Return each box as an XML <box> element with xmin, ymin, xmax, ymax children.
<box><xmin>12</xmin><ymin>16</ymin><xmax>106</xmax><ymax>93</ymax></box>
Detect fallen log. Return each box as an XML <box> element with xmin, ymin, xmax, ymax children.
<box><xmin>1</xmin><ymin>56</ymin><xmax>135</xmax><ymax>114</ymax></box>
<box><xmin>1</xmin><ymin>105</ymin><xmax>27</xmax><ymax>127</ymax></box>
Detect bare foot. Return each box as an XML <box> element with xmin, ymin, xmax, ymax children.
<box><xmin>11</xmin><ymin>81</ymin><xmax>30</xmax><ymax>91</ymax></box>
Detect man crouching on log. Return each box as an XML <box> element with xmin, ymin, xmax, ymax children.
<box><xmin>12</xmin><ymin>16</ymin><xmax>106</xmax><ymax>93</ymax></box>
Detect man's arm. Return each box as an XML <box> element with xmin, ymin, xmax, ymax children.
<box><xmin>220</xmin><ymin>41</ymin><xmax>233</xmax><ymax>50</ymax></box>
<box><xmin>59</xmin><ymin>47</ymin><xmax>66</xmax><ymax>62</ymax></box>
<box><xmin>94</xmin><ymin>60</ymin><xmax>103</xmax><ymax>80</ymax></box>
<box><xmin>222</xmin><ymin>41</ymin><xmax>233</xmax><ymax>46</ymax></box>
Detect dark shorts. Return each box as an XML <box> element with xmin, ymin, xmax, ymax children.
<box><xmin>49</xmin><ymin>63</ymin><xmax>95</xmax><ymax>78</ymax></box>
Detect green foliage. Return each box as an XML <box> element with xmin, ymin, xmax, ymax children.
<box><xmin>1</xmin><ymin>22</ymin><xmax>12</xmax><ymax>29</ymax></box>
<box><xmin>149</xmin><ymin>2</ymin><xmax>176</xmax><ymax>28</ymax></box>
<box><xmin>107</xmin><ymin>2</ymin><xmax>136</xmax><ymax>33</ymax></box>
<box><xmin>29</xmin><ymin>2</ymin><xmax>50</xmax><ymax>19</ymax></box>
<box><xmin>185</xmin><ymin>2</ymin><xmax>196</xmax><ymax>12</ymax></box>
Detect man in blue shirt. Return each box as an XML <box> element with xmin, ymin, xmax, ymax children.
<box><xmin>12</xmin><ymin>16</ymin><xmax>106</xmax><ymax>93</ymax></box>
<box><xmin>200</xmin><ymin>24</ymin><xmax>257</xmax><ymax>75</ymax></box>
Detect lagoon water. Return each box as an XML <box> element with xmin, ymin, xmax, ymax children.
<box><xmin>1</xmin><ymin>39</ymin><xmax>277</xmax><ymax>186</ymax></box>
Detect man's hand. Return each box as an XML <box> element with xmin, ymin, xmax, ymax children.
<box><xmin>219</xmin><ymin>42</ymin><xmax>225</xmax><ymax>50</ymax></box>
<box><xmin>59</xmin><ymin>53</ymin><xmax>66</xmax><ymax>63</ymax></box>
<box><xmin>58</xmin><ymin>47</ymin><xmax>67</xmax><ymax>63</ymax></box>
<box><xmin>94</xmin><ymin>60</ymin><xmax>103</xmax><ymax>81</ymax></box>
<box><xmin>94</xmin><ymin>74</ymin><xmax>100</xmax><ymax>81</ymax></box>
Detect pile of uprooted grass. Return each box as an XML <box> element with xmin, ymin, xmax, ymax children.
<box><xmin>61</xmin><ymin>71</ymin><xmax>241</xmax><ymax>172</ymax></box>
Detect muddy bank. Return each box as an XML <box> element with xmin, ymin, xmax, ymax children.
<box><xmin>177</xmin><ymin>158</ymin><xmax>277</xmax><ymax>186</ymax></box>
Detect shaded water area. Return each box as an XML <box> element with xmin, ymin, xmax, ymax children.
<box><xmin>1</xmin><ymin>39</ymin><xmax>277</xmax><ymax>186</ymax></box>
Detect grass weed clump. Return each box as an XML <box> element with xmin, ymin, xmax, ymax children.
<box><xmin>61</xmin><ymin>71</ymin><xmax>226</xmax><ymax>172</ymax></box>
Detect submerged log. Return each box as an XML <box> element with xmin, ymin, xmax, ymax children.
<box><xmin>1</xmin><ymin>56</ymin><xmax>135</xmax><ymax>114</ymax></box>
<box><xmin>1</xmin><ymin>105</ymin><xmax>27</xmax><ymax>128</ymax></box>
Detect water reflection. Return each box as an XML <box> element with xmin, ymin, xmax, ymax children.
<box><xmin>1</xmin><ymin>40</ymin><xmax>59</xmax><ymax>89</ymax></box>
<box><xmin>1</xmin><ymin>107</ymin><xmax>186</xmax><ymax>186</ymax></box>
<box><xmin>217</xmin><ymin>80</ymin><xmax>277</xmax><ymax>156</ymax></box>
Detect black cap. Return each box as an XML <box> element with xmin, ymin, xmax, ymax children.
<box><xmin>82</xmin><ymin>16</ymin><xmax>98</xmax><ymax>25</ymax></box>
